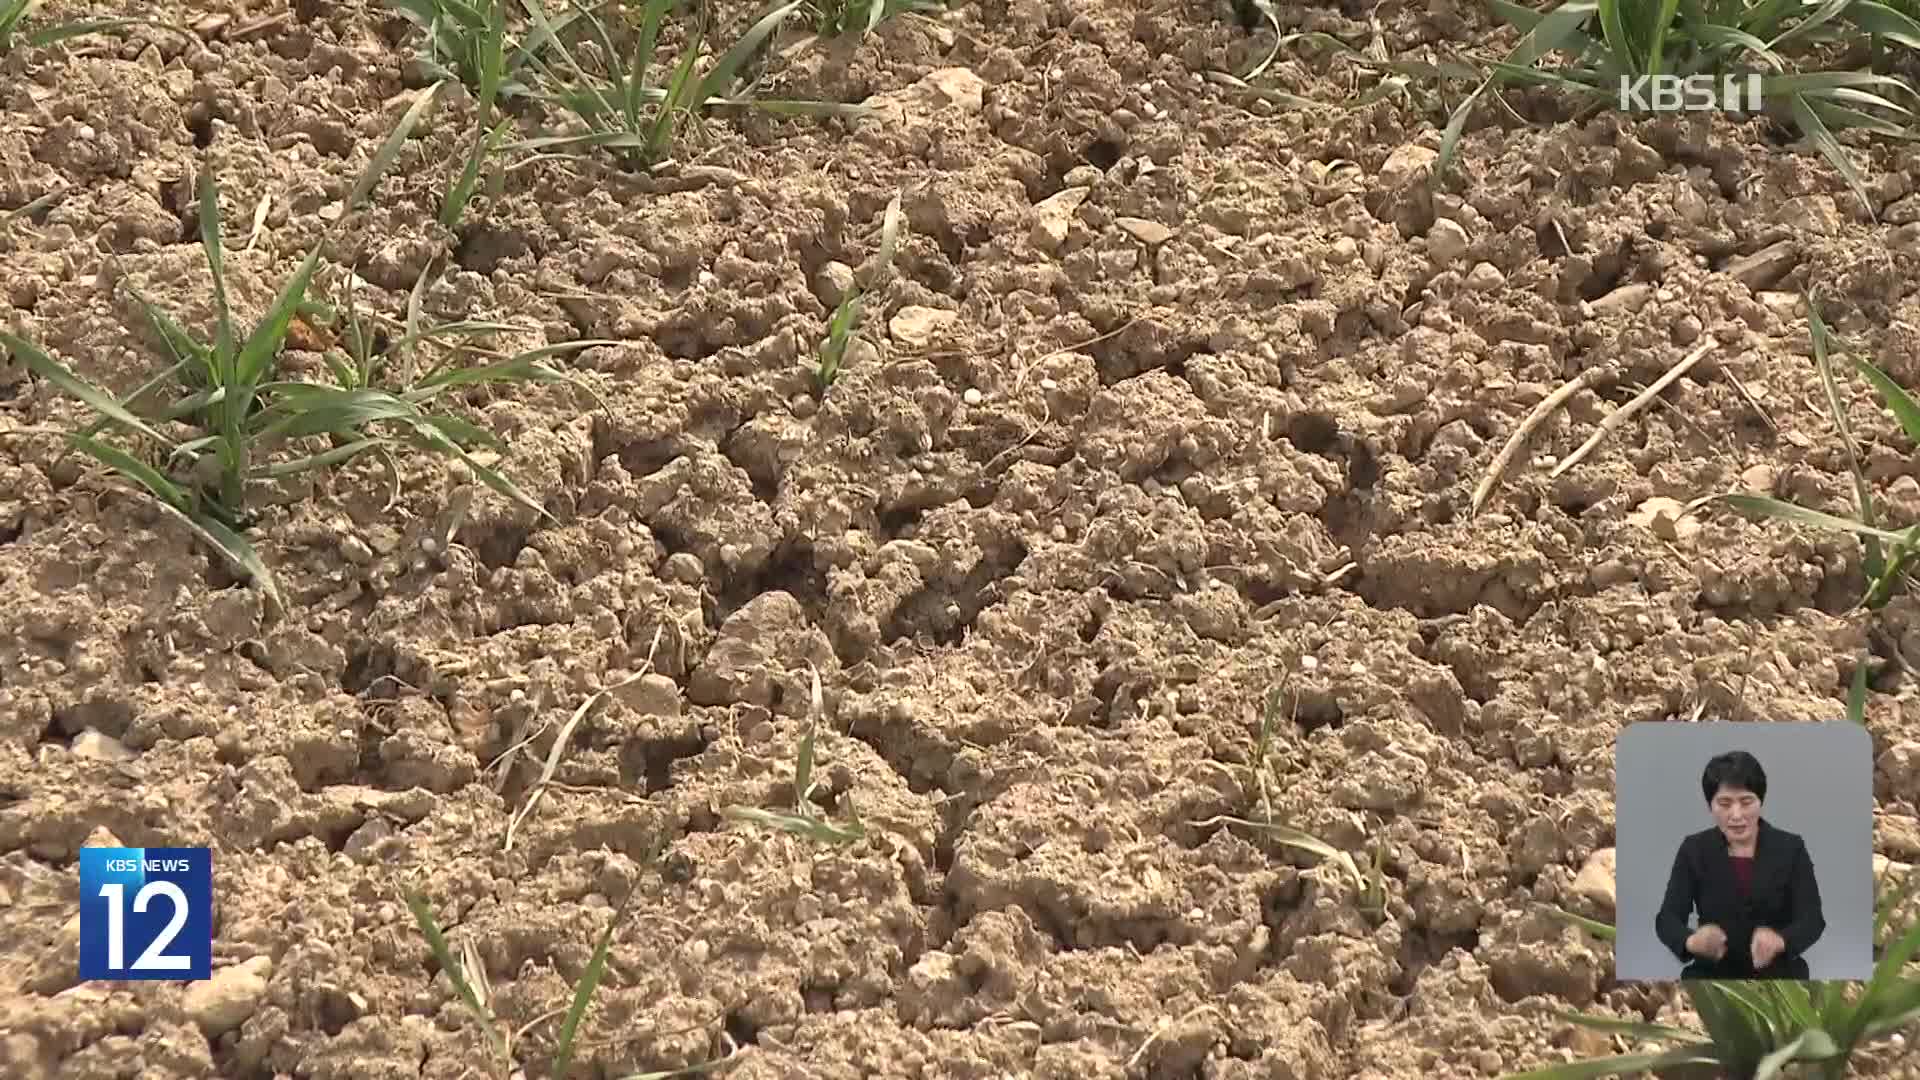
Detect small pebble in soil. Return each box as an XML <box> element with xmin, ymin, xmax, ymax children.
<box><xmin>963</xmin><ymin>388</ymin><xmax>983</xmax><ymax>405</ymax></box>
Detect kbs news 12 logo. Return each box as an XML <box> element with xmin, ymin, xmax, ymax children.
<box><xmin>78</xmin><ymin>848</ymin><xmax>213</xmax><ymax>981</ymax></box>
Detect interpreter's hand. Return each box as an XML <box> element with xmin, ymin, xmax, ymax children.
<box><xmin>1686</xmin><ymin>923</ymin><xmax>1728</xmax><ymax>960</ymax></box>
<box><xmin>1752</xmin><ymin>927</ymin><xmax>1786</xmax><ymax>970</ymax></box>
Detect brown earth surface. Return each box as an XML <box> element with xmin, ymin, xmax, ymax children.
<box><xmin>4</xmin><ymin>0</ymin><xmax>1920</xmax><ymax>1077</ymax></box>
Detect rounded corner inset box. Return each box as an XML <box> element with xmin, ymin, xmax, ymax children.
<box><xmin>1611</xmin><ymin>722</ymin><xmax>1874</xmax><ymax>983</ymax></box>
<box><xmin>78</xmin><ymin>846</ymin><xmax>214</xmax><ymax>982</ymax></box>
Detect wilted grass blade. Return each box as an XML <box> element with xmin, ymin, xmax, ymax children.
<box><xmin>408</xmin><ymin>419</ymin><xmax>556</xmax><ymax>522</ymax></box>
<box><xmin>67</xmin><ymin>434</ymin><xmax>284</xmax><ymax>610</ymax></box>
<box><xmin>1808</xmin><ymin>297</ymin><xmax>1883</xmax><ymax>578</ymax></box>
<box><xmin>721</xmin><ymin>805</ymin><xmax>865</xmax><ymax>844</ymax></box>
<box><xmin>1190</xmin><ymin>814</ymin><xmax>1366</xmax><ymax>894</ymax></box>
<box><xmin>1554</xmin><ymin>1011</ymin><xmax>1701</xmax><ymax>1044</ymax></box>
<box><xmin>254</xmin><ymin>386</ymin><xmax>423</xmax><ymax>441</ymax></box>
<box><xmin>1435</xmin><ymin>79</ymin><xmax>1491</xmax><ymax>184</ymax></box>
<box><xmin>647</xmin><ymin>35</ymin><xmax>702</xmax><ymax>160</ymax></box>
<box><xmin>252</xmin><ymin>437</ymin><xmax>388</xmax><ymax>477</ymax></box>
<box><xmin>1497</xmin><ymin>1046</ymin><xmax>1724</xmax><ymax>1079</ymax></box>
<box><xmin>442</xmin><ymin>119</ymin><xmax>509</xmax><ymax>229</ymax></box>
<box><xmin>409</xmin><ymin>340</ymin><xmax>617</xmax><ymax>393</ymax></box>
<box><xmin>199</xmin><ymin>176</ymin><xmax>237</xmax><ymax>386</ymax></box>
<box><xmin>1849</xmin><ymin>353</ymin><xmax>1920</xmax><ymax>444</ymax></box>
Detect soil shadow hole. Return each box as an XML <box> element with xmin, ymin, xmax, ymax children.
<box><xmin>1293</xmin><ymin>690</ymin><xmax>1344</xmax><ymax>734</ymax></box>
<box><xmin>622</xmin><ymin>731</ymin><xmax>709</xmax><ymax>794</ymax></box>
<box><xmin>723</xmin><ymin>1009</ymin><xmax>761</xmax><ymax>1048</ymax></box>
<box><xmin>1287</xmin><ymin>412</ymin><xmax>1340</xmax><ymax>454</ymax></box>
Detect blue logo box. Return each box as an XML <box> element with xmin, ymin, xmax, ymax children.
<box><xmin>78</xmin><ymin>847</ymin><xmax>212</xmax><ymax>981</ymax></box>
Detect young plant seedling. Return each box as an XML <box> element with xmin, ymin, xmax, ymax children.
<box><xmin>1246</xmin><ymin>676</ymin><xmax>1292</xmax><ymax>823</ymax></box>
<box><xmin>385</xmin><ymin>0</ymin><xmax>582</xmax><ymax>101</ymax></box>
<box><xmin>0</xmin><ymin>91</ymin><xmax>608</xmax><ymax>610</ymax></box>
<box><xmin>507</xmin><ymin>0</ymin><xmax>865</xmax><ymax>171</ymax></box>
<box><xmin>807</xmin><ymin>0</ymin><xmax>944</xmax><ymax>38</ymax></box>
<box><xmin>405</xmin><ymin>890</ymin><xmax>736</xmax><ymax>1079</ymax></box>
<box><xmin>721</xmin><ymin>665</ymin><xmax>868</xmax><ymax>845</ymax></box>
<box><xmin>1706</xmin><ymin>294</ymin><xmax>1920</xmax><ymax>610</ymax></box>
<box><xmin>1434</xmin><ymin>0</ymin><xmax>1920</xmax><ymax>216</ymax></box>
<box><xmin>815</xmin><ymin>190</ymin><xmax>903</xmax><ymax>393</ymax></box>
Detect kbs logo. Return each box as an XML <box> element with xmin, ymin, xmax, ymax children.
<box><xmin>1618</xmin><ymin>73</ymin><xmax>1764</xmax><ymax>113</ymax></box>
<box><xmin>79</xmin><ymin>847</ymin><xmax>212</xmax><ymax>980</ymax></box>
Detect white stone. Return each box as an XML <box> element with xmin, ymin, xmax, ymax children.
<box><xmin>1029</xmin><ymin>186</ymin><xmax>1090</xmax><ymax>253</ymax></box>
<box><xmin>182</xmin><ymin>955</ymin><xmax>272</xmax><ymax>1037</ymax></box>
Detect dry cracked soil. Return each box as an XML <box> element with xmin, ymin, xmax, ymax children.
<box><xmin>4</xmin><ymin>0</ymin><xmax>1920</xmax><ymax>1077</ymax></box>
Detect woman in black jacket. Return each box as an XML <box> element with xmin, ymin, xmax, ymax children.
<box><xmin>1654</xmin><ymin>750</ymin><xmax>1826</xmax><ymax>980</ymax></box>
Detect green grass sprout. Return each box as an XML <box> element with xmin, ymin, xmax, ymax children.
<box><xmin>815</xmin><ymin>189</ymin><xmax>902</xmax><ymax>392</ymax></box>
<box><xmin>385</xmin><ymin>0</ymin><xmax>583</xmax><ymax>100</ymax></box>
<box><xmin>722</xmin><ymin>665</ymin><xmax>868</xmax><ymax>845</ymax></box>
<box><xmin>807</xmin><ymin>0</ymin><xmax>944</xmax><ymax>37</ymax></box>
<box><xmin>1703</xmin><ymin>293</ymin><xmax>1920</xmax><ymax>610</ymax></box>
<box><xmin>0</xmin><ymin>101</ymin><xmax>610</xmax><ymax>609</ymax></box>
<box><xmin>406</xmin><ymin>889</ymin><xmax>695</xmax><ymax>1078</ymax></box>
<box><xmin>505</xmin><ymin>0</ymin><xmax>865</xmax><ymax>170</ymax></box>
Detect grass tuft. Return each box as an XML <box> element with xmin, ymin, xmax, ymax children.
<box><xmin>1223</xmin><ymin>1</ymin><xmax>1920</xmax><ymax>216</ymax></box>
<box><xmin>385</xmin><ymin>0</ymin><xmax>582</xmax><ymax>100</ymax></box>
<box><xmin>0</xmin><ymin>102</ymin><xmax>608</xmax><ymax>609</ymax></box>
<box><xmin>1453</xmin><ymin>0</ymin><xmax>1920</xmax><ymax>213</ymax></box>
<box><xmin>807</xmin><ymin>0</ymin><xmax>944</xmax><ymax>37</ymax></box>
<box><xmin>1703</xmin><ymin>293</ymin><xmax>1920</xmax><ymax>610</ymax></box>
<box><xmin>503</xmin><ymin>0</ymin><xmax>870</xmax><ymax>171</ymax></box>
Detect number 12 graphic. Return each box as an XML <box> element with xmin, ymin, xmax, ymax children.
<box><xmin>78</xmin><ymin>848</ymin><xmax>212</xmax><ymax>981</ymax></box>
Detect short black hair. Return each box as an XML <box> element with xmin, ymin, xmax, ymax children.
<box><xmin>1701</xmin><ymin>750</ymin><xmax>1767</xmax><ymax>803</ymax></box>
